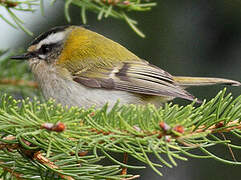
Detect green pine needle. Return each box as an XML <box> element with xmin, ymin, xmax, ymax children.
<box><xmin>0</xmin><ymin>0</ymin><xmax>157</xmax><ymax>37</ymax></box>
<box><xmin>0</xmin><ymin>87</ymin><xmax>241</xmax><ymax>178</ymax></box>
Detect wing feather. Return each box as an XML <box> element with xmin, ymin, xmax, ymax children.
<box><xmin>72</xmin><ymin>60</ymin><xmax>197</xmax><ymax>102</ymax></box>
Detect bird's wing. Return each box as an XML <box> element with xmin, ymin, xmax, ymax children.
<box><xmin>72</xmin><ymin>60</ymin><xmax>196</xmax><ymax>101</ymax></box>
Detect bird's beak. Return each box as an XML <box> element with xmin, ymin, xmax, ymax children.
<box><xmin>10</xmin><ymin>53</ymin><xmax>33</xmax><ymax>60</ymax></box>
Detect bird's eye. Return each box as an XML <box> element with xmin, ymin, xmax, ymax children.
<box><xmin>39</xmin><ymin>44</ymin><xmax>52</xmax><ymax>54</ymax></box>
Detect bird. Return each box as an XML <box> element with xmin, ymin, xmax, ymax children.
<box><xmin>11</xmin><ymin>25</ymin><xmax>241</xmax><ymax>109</ymax></box>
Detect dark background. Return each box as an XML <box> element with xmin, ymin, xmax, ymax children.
<box><xmin>9</xmin><ymin>0</ymin><xmax>241</xmax><ymax>179</ymax></box>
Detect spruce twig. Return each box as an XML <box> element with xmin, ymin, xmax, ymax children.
<box><xmin>0</xmin><ymin>0</ymin><xmax>39</xmax><ymax>35</ymax></box>
<box><xmin>0</xmin><ymin>78</ymin><xmax>38</xmax><ymax>88</ymax></box>
<box><xmin>0</xmin><ymin>88</ymin><xmax>241</xmax><ymax>178</ymax></box>
<box><xmin>0</xmin><ymin>0</ymin><xmax>157</xmax><ymax>37</ymax></box>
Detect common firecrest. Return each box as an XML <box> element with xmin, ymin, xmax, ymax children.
<box><xmin>11</xmin><ymin>26</ymin><xmax>240</xmax><ymax>109</ymax></box>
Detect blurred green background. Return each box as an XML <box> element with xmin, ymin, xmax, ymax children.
<box><xmin>1</xmin><ymin>0</ymin><xmax>241</xmax><ymax>179</ymax></box>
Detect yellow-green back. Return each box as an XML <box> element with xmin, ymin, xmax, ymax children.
<box><xmin>57</xmin><ymin>26</ymin><xmax>140</xmax><ymax>72</ymax></box>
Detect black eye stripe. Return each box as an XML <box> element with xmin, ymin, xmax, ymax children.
<box><xmin>38</xmin><ymin>43</ymin><xmax>59</xmax><ymax>54</ymax></box>
<box><xmin>39</xmin><ymin>44</ymin><xmax>52</xmax><ymax>54</ymax></box>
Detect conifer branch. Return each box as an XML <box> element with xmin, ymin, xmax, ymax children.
<box><xmin>66</xmin><ymin>0</ymin><xmax>157</xmax><ymax>37</ymax></box>
<box><xmin>0</xmin><ymin>51</ymin><xmax>40</xmax><ymax>97</ymax></box>
<box><xmin>0</xmin><ymin>0</ymin><xmax>39</xmax><ymax>35</ymax></box>
<box><xmin>0</xmin><ymin>88</ymin><xmax>241</xmax><ymax>178</ymax></box>
<box><xmin>33</xmin><ymin>151</ymin><xmax>75</xmax><ymax>180</ymax></box>
<box><xmin>0</xmin><ymin>0</ymin><xmax>157</xmax><ymax>37</ymax></box>
<box><xmin>0</xmin><ymin>78</ymin><xmax>38</xmax><ymax>88</ymax></box>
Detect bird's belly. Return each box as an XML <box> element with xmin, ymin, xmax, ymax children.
<box><xmin>39</xmin><ymin>74</ymin><xmax>146</xmax><ymax>109</ymax></box>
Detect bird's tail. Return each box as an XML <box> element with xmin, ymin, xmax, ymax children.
<box><xmin>173</xmin><ymin>76</ymin><xmax>241</xmax><ymax>87</ymax></box>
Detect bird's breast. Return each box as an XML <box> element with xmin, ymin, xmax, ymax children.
<box><xmin>29</xmin><ymin>60</ymin><xmax>154</xmax><ymax>109</ymax></box>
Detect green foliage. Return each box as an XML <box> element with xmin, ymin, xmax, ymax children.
<box><xmin>1</xmin><ymin>2</ymin><xmax>241</xmax><ymax>179</ymax></box>
<box><xmin>64</xmin><ymin>0</ymin><xmax>156</xmax><ymax>37</ymax></box>
<box><xmin>0</xmin><ymin>88</ymin><xmax>241</xmax><ymax>179</ymax></box>
<box><xmin>0</xmin><ymin>50</ymin><xmax>32</xmax><ymax>81</ymax></box>
<box><xmin>0</xmin><ymin>0</ymin><xmax>39</xmax><ymax>35</ymax></box>
<box><xmin>0</xmin><ymin>0</ymin><xmax>156</xmax><ymax>37</ymax></box>
<box><xmin>0</xmin><ymin>50</ymin><xmax>41</xmax><ymax>98</ymax></box>
<box><xmin>1</xmin><ymin>49</ymin><xmax>241</xmax><ymax>179</ymax></box>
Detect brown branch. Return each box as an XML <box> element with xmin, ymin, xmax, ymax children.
<box><xmin>2</xmin><ymin>120</ymin><xmax>241</xmax><ymax>151</ymax></box>
<box><xmin>0</xmin><ymin>136</ymin><xmax>78</xmax><ymax>180</ymax></box>
<box><xmin>0</xmin><ymin>78</ymin><xmax>38</xmax><ymax>88</ymax></box>
<box><xmin>1</xmin><ymin>165</ymin><xmax>25</xmax><ymax>180</ymax></box>
<box><xmin>121</xmin><ymin>152</ymin><xmax>128</xmax><ymax>175</ymax></box>
<box><xmin>33</xmin><ymin>151</ymin><xmax>75</xmax><ymax>180</ymax></box>
<box><xmin>220</xmin><ymin>132</ymin><xmax>237</xmax><ymax>162</ymax></box>
<box><xmin>0</xmin><ymin>136</ymin><xmax>24</xmax><ymax>179</ymax></box>
<box><xmin>101</xmin><ymin>0</ymin><xmax>130</xmax><ymax>6</ymax></box>
<box><xmin>88</xmin><ymin>119</ymin><xmax>241</xmax><ymax>146</ymax></box>
<box><xmin>0</xmin><ymin>135</ymin><xmax>19</xmax><ymax>151</ymax></box>
<box><xmin>195</xmin><ymin>120</ymin><xmax>241</xmax><ymax>133</ymax></box>
<box><xmin>177</xmin><ymin>120</ymin><xmax>241</xmax><ymax>144</ymax></box>
<box><xmin>0</xmin><ymin>0</ymin><xmax>18</xmax><ymax>7</ymax></box>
